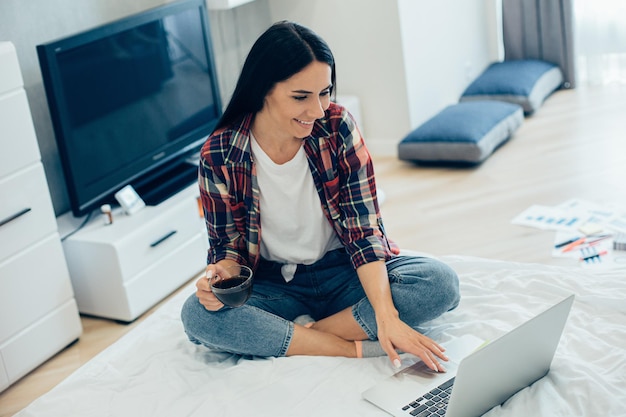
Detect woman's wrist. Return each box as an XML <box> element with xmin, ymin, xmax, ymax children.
<box><xmin>374</xmin><ymin>306</ymin><xmax>400</xmax><ymax>324</ymax></box>
<box><xmin>355</xmin><ymin>260</ymin><xmax>399</xmax><ymax>322</ymax></box>
<box><xmin>371</xmin><ymin>298</ymin><xmax>400</xmax><ymax>330</ymax></box>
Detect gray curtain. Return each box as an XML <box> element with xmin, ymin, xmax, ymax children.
<box><xmin>502</xmin><ymin>0</ymin><xmax>576</xmax><ymax>88</ymax></box>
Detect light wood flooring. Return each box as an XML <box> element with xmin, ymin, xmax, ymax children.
<box><xmin>1</xmin><ymin>84</ymin><xmax>625</xmax><ymax>416</ymax></box>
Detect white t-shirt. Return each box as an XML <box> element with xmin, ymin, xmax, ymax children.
<box><xmin>250</xmin><ymin>135</ymin><xmax>342</xmax><ymax>281</ymax></box>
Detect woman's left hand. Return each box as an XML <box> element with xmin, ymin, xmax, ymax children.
<box><xmin>355</xmin><ymin>260</ymin><xmax>448</xmax><ymax>371</ymax></box>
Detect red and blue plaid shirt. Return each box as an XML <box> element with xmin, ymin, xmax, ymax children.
<box><xmin>198</xmin><ymin>102</ymin><xmax>399</xmax><ymax>271</ymax></box>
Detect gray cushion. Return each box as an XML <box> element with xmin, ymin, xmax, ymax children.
<box><xmin>460</xmin><ymin>60</ymin><xmax>563</xmax><ymax>115</ymax></box>
<box><xmin>398</xmin><ymin>101</ymin><xmax>523</xmax><ymax>164</ymax></box>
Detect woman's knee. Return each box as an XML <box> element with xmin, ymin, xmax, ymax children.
<box><xmin>433</xmin><ymin>260</ymin><xmax>461</xmax><ymax>310</ymax></box>
<box><xmin>389</xmin><ymin>256</ymin><xmax>460</xmax><ymax>311</ymax></box>
<box><xmin>180</xmin><ymin>293</ymin><xmax>220</xmax><ymax>344</ymax></box>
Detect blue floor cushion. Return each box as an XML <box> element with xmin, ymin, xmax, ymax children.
<box><xmin>460</xmin><ymin>60</ymin><xmax>563</xmax><ymax>115</ymax></box>
<box><xmin>398</xmin><ymin>101</ymin><xmax>523</xmax><ymax>165</ymax></box>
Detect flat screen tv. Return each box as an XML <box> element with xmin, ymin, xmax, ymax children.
<box><xmin>37</xmin><ymin>0</ymin><xmax>222</xmax><ymax>217</ymax></box>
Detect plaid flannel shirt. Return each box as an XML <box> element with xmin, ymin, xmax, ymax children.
<box><xmin>198</xmin><ymin>102</ymin><xmax>399</xmax><ymax>271</ymax></box>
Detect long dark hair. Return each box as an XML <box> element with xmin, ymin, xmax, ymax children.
<box><xmin>215</xmin><ymin>21</ymin><xmax>336</xmax><ymax>130</ymax></box>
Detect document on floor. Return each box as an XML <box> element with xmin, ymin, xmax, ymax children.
<box><xmin>511</xmin><ymin>199</ymin><xmax>623</xmax><ymax>233</ymax></box>
<box><xmin>511</xmin><ymin>204</ymin><xmax>589</xmax><ymax>231</ymax></box>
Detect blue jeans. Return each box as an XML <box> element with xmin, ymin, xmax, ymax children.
<box><xmin>180</xmin><ymin>249</ymin><xmax>460</xmax><ymax>357</ymax></box>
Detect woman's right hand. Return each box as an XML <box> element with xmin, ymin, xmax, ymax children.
<box><xmin>195</xmin><ymin>264</ymin><xmax>224</xmax><ymax>311</ymax></box>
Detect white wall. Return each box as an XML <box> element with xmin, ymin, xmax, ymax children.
<box><xmin>398</xmin><ymin>0</ymin><xmax>499</xmax><ymax>128</ymax></box>
<box><xmin>209</xmin><ymin>0</ymin><xmax>272</xmax><ymax>105</ymax></box>
<box><xmin>267</xmin><ymin>0</ymin><xmax>501</xmax><ymax>155</ymax></box>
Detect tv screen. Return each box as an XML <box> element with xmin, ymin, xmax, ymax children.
<box><xmin>37</xmin><ymin>0</ymin><xmax>221</xmax><ymax>216</ymax></box>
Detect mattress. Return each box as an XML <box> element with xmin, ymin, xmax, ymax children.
<box><xmin>15</xmin><ymin>256</ymin><xmax>626</xmax><ymax>417</ymax></box>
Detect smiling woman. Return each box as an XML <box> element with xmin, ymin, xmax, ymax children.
<box><xmin>180</xmin><ymin>20</ymin><xmax>461</xmax><ymax>372</ymax></box>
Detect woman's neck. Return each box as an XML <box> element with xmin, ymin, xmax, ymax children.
<box><xmin>251</xmin><ymin>115</ymin><xmax>303</xmax><ymax>165</ymax></box>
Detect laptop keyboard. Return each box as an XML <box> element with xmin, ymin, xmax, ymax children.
<box><xmin>401</xmin><ymin>377</ymin><xmax>455</xmax><ymax>416</ymax></box>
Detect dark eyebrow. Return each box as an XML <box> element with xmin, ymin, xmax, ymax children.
<box><xmin>291</xmin><ymin>85</ymin><xmax>333</xmax><ymax>95</ymax></box>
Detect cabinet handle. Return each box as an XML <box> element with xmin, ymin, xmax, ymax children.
<box><xmin>0</xmin><ymin>207</ymin><xmax>32</xmax><ymax>228</ymax></box>
<box><xmin>150</xmin><ymin>230</ymin><xmax>177</xmax><ymax>247</ymax></box>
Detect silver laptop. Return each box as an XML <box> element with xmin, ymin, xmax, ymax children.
<box><xmin>363</xmin><ymin>294</ymin><xmax>574</xmax><ymax>417</ymax></box>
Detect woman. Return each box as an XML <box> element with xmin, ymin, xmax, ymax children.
<box><xmin>181</xmin><ymin>21</ymin><xmax>460</xmax><ymax>372</ymax></box>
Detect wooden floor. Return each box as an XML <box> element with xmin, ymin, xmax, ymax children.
<box><xmin>1</xmin><ymin>84</ymin><xmax>625</xmax><ymax>416</ymax></box>
<box><xmin>377</xmin><ymin>84</ymin><xmax>626</xmax><ymax>265</ymax></box>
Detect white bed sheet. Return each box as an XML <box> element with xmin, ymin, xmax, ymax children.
<box><xmin>16</xmin><ymin>256</ymin><xmax>626</xmax><ymax>417</ymax></box>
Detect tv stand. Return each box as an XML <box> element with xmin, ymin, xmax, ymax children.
<box><xmin>58</xmin><ymin>184</ymin><xmax>208</xmax><ymax>322</ymax></box>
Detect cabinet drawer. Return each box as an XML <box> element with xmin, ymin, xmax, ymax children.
<box><xmin>1</xmin><ymin>299</ymin><xmax>81</xmax><ymax>386</ymax></box>
<box><xmin>0</xmin><ymin>163</ymin><xmax>58</xmax><ymax>261</ymax></box>
<box><xmin>123</xmin><ymin>232</ymin><xmax>206</xmax><ymax>320</ymax></box>
<box><xmin>114</xmin><ymin>200</ymin><xmax>202</xmax><ymax>279</ymax></box>
<box><xmin>0</xmin><ymin>89</ymin><xmax>40</xmax><ymax>178</ymax></box>
<box><xmin>0</xmin><ymin>234</ymin><xmax>75</xmax><ymax>344</ymax></box>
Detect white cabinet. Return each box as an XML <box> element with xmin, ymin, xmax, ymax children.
<box><xmin>58</xmin><ymin>184</ymin><xmax>208</xmax><ymax>322</ymax></box>
<box><xmin>0</xmin><ymin>42</ymin><xmax>82</xmax><ymax>393</ymax></box>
